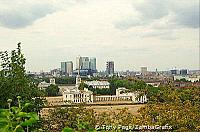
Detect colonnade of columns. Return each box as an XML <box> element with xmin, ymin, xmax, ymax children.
<box><xmin>95</xmin><ymin>96</ymin><xmax>132</xmax><ymax>102</ymax></box>
<box><xmin>73</xmin><ymin>93</ymin><xmax>85</xmax><ymax>103</ymax></box>
<box><xmin>137</xmin><ymin>95</ymin><xmax>147</xmax><ymax>103</ymax></box>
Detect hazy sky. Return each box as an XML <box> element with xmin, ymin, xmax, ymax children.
<box><xmin>0</xmin><ymin>0</ymin><xmax>199</xmax><ymax>71</ymax></box>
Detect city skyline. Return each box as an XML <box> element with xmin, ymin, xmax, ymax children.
<box><xmin>54</xmin><ymin>57</ymin><xmax>197</xmax><ymax>73</ymax></box>
<box><xmin>0</xmin><ymin>0</ymin><xmax>199</xmax><ymax>72</ymax></box>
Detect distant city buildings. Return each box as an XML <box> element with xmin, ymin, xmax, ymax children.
<box><xmin>75</xmin><ymin>56</ymin><xmax>97</xmax><ymax>76</ymax></box>
<box><xmin>81</xmin><ymin>57</ymin><xmax>90</xmax><ymax>69</ymax></box>
<box><xmin>170</xmin><ymin>69</ymin><xmax>179</xmax><ymax>75</ymax></box>
<box><xmin>90</xmin><ymin>57</ymin><xmax>97</xmax><ymax>71</ymax></box>
<box><xmin>38</xmin><ymin>78</ymin><xmax>56</xmax><ymax>90</ymax></box>
<box><xmin>85</xmin><ymin>80</ymin><xmax>110</xmax><ymax>89</ymax></box>
<box><xmin>180</xmin><ymin>69</ymin><xmax>188</xmax><ymax>75</ymax></box>
<box><xmin>50</xmin><ymin>68</ymin><xmax>60</xmax><ymax>77</ymax></box>
<box><xmin>141</xmin><ymin>67</ymin><xmax>148</xmax><ymax>75</ymax></box>
<box><xmin>32</xmin><ymin>55</ymin><xmax>199</xmax><ymax>80</ymax></box>
<box><xmin>106</xmin><ymin>61</ymin><xmax>114</xmax><ymax>75</ymax></box>
<box><xmin>61</xmin><ymin>62</ymin><xmax>67</xmax><ymax>75</ymax></box>
<box><xmin>61</xmin><ymin>61</ymin><xmax>73</xmax><ymax>76</ymax></box>
<box><xmin>170</xmin><ymin>69</ymin><xmax>188</xmax><ymax>76</ymax></box>
<box><xmin>66</xmin><ymin>61</ymin><xmax>73</xmax><ymax>76</ymax></box>
<box><xmin>76</xmin><ymin>55</ymin><xmax>82</xmax><ymax>70</ymax></box>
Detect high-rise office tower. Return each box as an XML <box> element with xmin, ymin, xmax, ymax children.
<box><xmin>180</xmin><ymin>69</ymin><xmax>188</xmax><ymax>75</ymax></box>
<box><xmin>76</xmin><ymin>56</ymin><xmax>97</xmax><ymax>76</ymax></box>
<box><xmin>170</xmin><ymin>69</ymin><xmax>179</xmax><ymax>75</ymax></box>
<box><xmin>61</xmin><ymin>61</ymin><xmax>73</xmax><ymax>76</ymax></box>
<box><xmin>66</xmin><ymin>61</ymin><xmax>73</xmax><ymax>75</ymax></box>
<box><xmin>61</xmin><ymin>62</ymin><xmax>67</xmax><ymax>75</ymax></box>
<box><xmin>76</xmin><ymin>55</ymin><xmax>82</xmax><ymax>70</ymax></box>
<box><xmin>141</xmin><ymin>67</ymin><xmax>148</xmax><ymax>75</ymax></box>
<box><xmin>90</xmin><ymin>57</ymin><xmax>96</xmax><ymax>71</ymax></box>
<box><xmin>81</xmin><ymin>57</ymin><xmax>90</xmax><ymax>70</ymax></box>
<box><xmin>106</xmin><ymin>61</ymin><xmax>114</xmax><ymax>75</ymax></box>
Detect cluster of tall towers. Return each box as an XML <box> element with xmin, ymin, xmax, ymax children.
<box><xmin>61</xmin><ymin>56</ymin><xmax>115</xmax><ymax>76</ymax></box>
<box><xmin>76</xmin><ymin>56</ymin><xmax>96</xmax><ymax>71</ymax></box>
<box><xmin>61</xmin><ymin>56</ymin><xmax>97</xmax><ymax>76</ymax></box>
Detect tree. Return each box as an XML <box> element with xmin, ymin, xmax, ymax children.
<box><xmin>0</xmin><ymin>96</ymin><xmax>39</xmax><ymax>132</ymax></box>
<box><xmin>78</xmin><ymin>82</ymin><xmax>88</xmax><ymax>90</ymax></box>
<box><xmin>45</xmin><ymin>84</ymin><xmax>59</xmax><ymax>96</ymax></box>
<box><xmin>0</xmin><ymin>43</ymin><xmax>45</xmax><ymax>112</ymax></box>
<box><xmin>55</xmin><ymin>77</ymin><xmax>75</xmax><ymax>84</ymax></box>
<box><xmin>42</xmin><ymin>104</ymin><xmax>96</xmax><ymax>132</ymax></box>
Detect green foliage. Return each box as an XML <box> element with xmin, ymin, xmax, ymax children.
<box><xmin>78</xmin><ymin>82</ymin><xmax>88</xmax><ymax>90</ymax></box>
<box><xmin>0</xmin><ymin>43</ymin><xmax>45</xmax><ymax>111</ymax></box>
<box><xmin>175</xmin><ymin>78</ymin><xmax>190</xmax><ymax>82</ymax></box>
<box><xmin>42</xmin><ymin>104</ymin><xmax>96</xmax><ymax>132</ymax></box>
<box><xmin>45</xmin><ymin>84</ymin><xmax>59</xmax><ymax>96</ymax></box>
<box><xmin>55</xmin><ymin>77</ymin><xmax>75</xmax><ymax>84</ymax></box>
<box><xmin>88</xmin><ymin>87</ymin><xmax>111</xmax><ymax>95</ymax></box>
<box><xmin>0</xmin><ymin>97</ymin><xmax>39</xmax><ymax>132</ymax></box>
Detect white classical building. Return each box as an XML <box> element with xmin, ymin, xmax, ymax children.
<box><xmin>38</xmin><ymin>78</ymin><xmax>56</xmax><ymax>90</ymax></box>
<box><xmin>84</xmin><ymin>80</ymin><xmax>110</xmax><ymax>89</ymax></box>
<box><xmin>62</xmin><ymin>74</ymin><xmax>94</xmax><ymax>104</ymax></box>
<box><xmin>63</xmin><ymin>88</ymin><xmax>93</xmax><ymax>103</ymax></box>
<box><xmin>95</xmin><ymin>87</ymin><xmax>147</xmax><ymax>103</ymax></box>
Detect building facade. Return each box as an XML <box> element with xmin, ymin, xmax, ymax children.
<box><xmin>75</xmin><ymin>56</ymin><xmax>97</xmax><ymax>76</ymax></box>
<box><xmin>38</xmin><ymin>78</ymin><xmax>56</xmax><ymax>90</ymax></box>
<box><xmin>85</xmin><ymin>81</ymin><xmax>110</xmax><ymax>89</ymax></box>
<box><xmin>106</xmin><ymin>61</ymin><xmax>114</xmax><ymax>75</ymax></box>
<box><xmin>76</xmin><ymin>55</ymin><xmax>82</xmax><ymax>70</ymax></box>
<box><xmin>61</xmin><ymin>61</ymin><xmax>73</xmax><ymax>76</ymax></box>
<box><xmin>180</xmin><ymin>69</ymin><xmax>188</xmax><ymax>75</ymax></box>
<box><xmin>66</xmin><ymin>61</ymin><xmax>73</xmax><ymax>76</ymax></box>
<box><xmin>62</xmin><ymin>71</ymin><xmax>94</xmax><ymax>103</ymax></box>
<box><xmin>95</xmin><ymin>87</ymin><xmax>147</xmax><ymax>103</ymax></box>
<box><xmin>61</xmin><ymin>62</ymin><xmax>67</xmax><ymax>75</ymax></box>
<box><xmin>141</xmin><ymin>67</ymin><xmax>148</xmax><ymax>75</ymax></box>
<box><xmin>81</xmin><ymin>57</ymin><xmax>90</xmax><ymax>70</ymax></box>
<box><xmin>90</xmin><ymin>57</ymin><xmax>97</xmax><ymax>71</ymax></box>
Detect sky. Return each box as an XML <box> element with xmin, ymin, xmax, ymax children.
<box><xmin>0</xmin><ymin>0</ymin><xmax>199</xmax><ymax>72</ymax></box>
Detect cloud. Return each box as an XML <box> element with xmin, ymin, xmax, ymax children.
<box><xmin>114</xmin><ymin>16</ymin><xmax>142</xmax><ymax>30</ymax></box>
<box><xmin>114</xmin><ymin>0</ymin><xmax>199</xmax><ymax>30</ymax></box>
<box><xmin>0</xmin><ymin>1</ymin><xmax>56</xmax><ymax>29</ymax></box>
<box><xmin>0</xmin><ymin>0</ymin><xmax>86</xmax><ymax>29</ymax></box>
<box><xmin>135</xmin><ymin>0</ymin><xmax>169</xmax><ymax>20</ymax></box>
<box><xmin>141</xmin><ymin>30</ymin><xmax>178</xmax><ymax>40</ymax></box>
<box><xmin>0</xmin><ymin>4</ymin><xmax>55</xmax><ymax>29</ymax></box>
<box><xmin>173</xmin><ymin>4</ymin><xmax>199</xmax><ymax>28</ymax></box>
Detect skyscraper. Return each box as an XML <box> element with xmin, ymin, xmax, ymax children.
<box><xmin>66</xmin><ymin>61</ymin><xmax>73</xmax><ymax>76</ymax></box>
<box><xmin>141</xmin><ymin>67</ymin><xmax>148</xmax><ymax>75</ymax></box>
<box><xmin>75</xmin><ymin>56</ymin><xmax>97</xmax><ymax>76</ymax></box>
<box><xmin>90</xmin><ymin>57</ymin><xmax>96</xmax><ymax>71</ymax></box>
<box><xmin>106</xmin><ymin>61</ymin><xmax>114</xmax><ymax>75</ymax></box>
<box><xmin>61</xmin><ymin>61</ymin><xmax>73</xmax><ymax>76</ymax></box>
<box><xmin>76</xmin><ymin>55</ymin><xmax>82</xmax><ymax>70</ymax></box>
<box><xmin>170</xmin><ymin>69</ymin><xmax>179</xmax><ymax>75</ymax></box>
<box><xmin>81</xmin><ymin>57</ymin><xmax>90</xmax><ymax>70</ymax></box>
<box><xmin>61</xmin><ymin>62</ymin><xmax>67</xmax><ymax>75</ymax></box>
<box><xmin>180</xmin><ymin>69</ymin><xmax>188</xmax><ymax>75</ymax></box>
